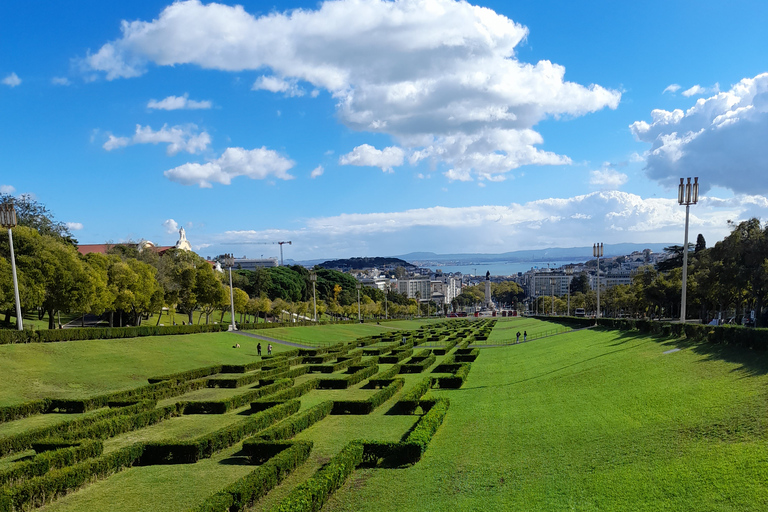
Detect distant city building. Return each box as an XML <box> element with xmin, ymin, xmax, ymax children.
<box><xmin>397</xmin><ymin>276</ymin><xmax>432</xmax><ymax>301</ymax></box>
<box><xmin>232</xmin><ymin>257</ymin><xmax>278</xmax><ymax>270</ymax></box>
<box><xmin>77</xmin><ymin>228</ymin><xmax>191</xmax><ymax>256</ymax></box>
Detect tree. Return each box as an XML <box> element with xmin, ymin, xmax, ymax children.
<box><xmin>569</xmin><ymin>272</ymin><xmax>590</xmax><ymax>294</ymax></box>
<box><xmin>0</xmin><ymin>193</ymin><xmax>77</xmax><ymax>244</ymax></box>
<box><xmin>695</xmin><ymin>233</ymin><xmax>706</xmax><ymax>253</ymax></box>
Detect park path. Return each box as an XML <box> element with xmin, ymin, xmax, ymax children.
<box><xmin>230</xmin><ymin>330</ymin><xmax>315</xmax><ymax>349</ymax></box>
<box><xmin>470</xmin><ymin>325</ymin><xmax>594</xmax><ymax>348</ymax></box>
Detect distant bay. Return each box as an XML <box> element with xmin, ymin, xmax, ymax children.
<box><xmin>425</xmin><ymin>259</ymin><xmax>589</xmax><ymax>276</ymax></box>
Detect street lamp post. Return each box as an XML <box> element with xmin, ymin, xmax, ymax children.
<box><xmin>593</xmin><ymin>243</ymin><xmax>603</xmax><ymax>319</ymax></box>
<box><xmin>385</xmin><ymin>290</ymin><xmax>388</xmax><ymax>320</ymax></box>
<box><xmin>678</xmin><ymin>177</ymin><xmax>699</xmax><ymax>323</ymax></box>
<box><xmin>356</xmin><ymin>282</ymin><xmax>362</xmax><ymax>323</ymax></box>
<box><xmin>565</xmin><ymin>266</ymin><xmax>573</xmax><ymax>316</ymax></box>
<box><xmin>0</xmin><ymin>204</ymin><xmax>23</xmax><ymax>330</ymax></box>
<box><xmin>309</xmin><ymin>271</ymin><xmax>317</xmax><ymax>322</ymax></box>
<box><xmin>550</xmin><ymin>277</ymin><xmax>555</xmax><ymax>316</ymax></box>
<box><xmin>222</xmin><ymin>254</ymin><xmax>237</xmax><ymax>331</ymax></box>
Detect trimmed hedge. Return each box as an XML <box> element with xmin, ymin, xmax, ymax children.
<box><xmin>220</xmin><ymin>360</ymin><xmax>263</xmax><ymax>374</ymax></box>
<box><xmin>378</xmin><ymin>348</ymin><xmax>413</xmax><ymax>364</ymax></box>
<box><xmin>0</xmin><ymin>400</ymin><xmax>51</xmax><ymax>424</ymax></box>
<box><xmin>317</xmin><ymin>365</ymin><xmax>378</xmax><ymax>390</ymax></box>
<box><xmin>250</xmin><ymin>379</ymin><xmax>320</xmax><ymax>413</ymax></box>
<box><xmin>454</xmin><ymin>348</ymin><xmax>479</xmax><ymax>363</ymax></box>
<box><xmin>400</xmin><ymin>352</ymin><xmax>436</xmax><ymax>374</ymax></box>
<box><xmin>206</xmin><ymin>371</ymin><xmax>262</xmax><ymax>389</ymax></box>
<box><xmin>404</xmin><ymin>397</ymin><xmax>450</xmax><ymax>455</ymax></box>
<box><xmin>433</xmin><ymin>363</ymin><xmax>471</xmax><ymax>389</ymax></box>
<box><xmin>55</xmin><ymin>404</ymin><xmax>181</xmax><ymax>442</ymax></box>
<box><xmin>181</xmin><ymin>378</ymin><xmax>294</xmax><ymax>414</ymax></box>
<box><xmin>360</xmin><ymin>440</ymin><xmax>422</xmax><ymax>467</ymax></box>
<box><xmin>0</xmin><ymin>401</ymin><xmax>155</xmax><ymax>457</ymax></box>
<box><xmin>396</xmin><ymin>376</ymin><xmax>433</xmax><ymax>414</ymax></box>
<box><xmin>148</xmin><ymin>365</ymin><xmax>222</xmax><ymax>384</ymax></box>
<box><xmin>309</xmin><ymin>355</ymin><xmax>361</xmax><ymax>374</ymax></box>
<box><xmin>0</xmin><ymin>439</ymin><xmax>103</xmax><ymax>488</ymax></box>
<box><xmin>433</xmin><ymin>340</ymin><xmax>458</xmax><ymax>356</ymax></box>
<box><xmin>269</xmin><ymin>441</ymin><xmax>364</xmax><ymax>512</ymax></box>
<box><xmin>140</xmin><ymin>400</ymin><xmax>301</xmax><ymax>465</ymax></box>
<box><xmin>0</xmin><ymin>443</ymin><xmax>145</xmax><ymax>511</ymax></box>
<box><xmin>192</xmin><ymin>441</ymin><xmax>313</xmax><ymax>512</ymax></box>
<box><xmin>331</xmin><ymin>379</ymin><xmax>404</xmax><ymax>415</ymax></box>
<box><xmin>254</xmin><ymin>401</ymin><xmax>334</xmax><ymax>441</ymax></box>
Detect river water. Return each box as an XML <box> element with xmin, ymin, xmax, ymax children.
<box><xmin>426</xmin><ymin>259</ymin><xmax>588</xmax><ymax>277</ymax></box>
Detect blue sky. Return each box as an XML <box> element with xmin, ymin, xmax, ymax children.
<box><xmin>2</xmin><ymin>0</ymin><xmax>767</xmax><ymax>261</ymax></box>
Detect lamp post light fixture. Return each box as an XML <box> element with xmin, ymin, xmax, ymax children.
<box><xmin>356</xmin><ymin>282</ymin><xmax>362</xmax><ymax>323</ymax></box>
<box><xmin>222</xmin><ymin>253</ymin><xmax>237</xmax><ymax>331</ymax></box>
<box><xmin>593</xmin><ymin>243</ymin><xmax>603</xmax><ymax>319</ymax></box>
<box><xmin>0</xmin><ymin>204</ymin><xmax>22</xmax><ymax>330</ymax></box>
<box><xmin>550</xmin><ymin>277</ymin><xmax>556</xmax><ymax>316</ymax></box>
<box><xmin>678</xmin><ymin>177</ymin><xmax>699</xmax><ymax>323</ymax></box>
<box><xmin>385</xmin><ymin>289</ymin><xmax>388</xmax><ymax>320</ymax></box>
<box><xmin>309</xmin><ymin>271</ymin><xmax>317</xmax><ymax>322</ymax></box>
<box><xmin>565</xmin><ymin>266</ymin><xmax>573</xmax><ymax>316</ymax></box>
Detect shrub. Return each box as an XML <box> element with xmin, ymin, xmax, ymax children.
<box><xmin>269</xmin><ymin>441</ymin><xmax>363</xmax><ymax>512</ymax></box>
<box><xmin>317</xmin><ymin>365</ymin><xmax>378</xmax><ymax>390</ymax></box>
<box><xmin>0</xmin><ymin>439</ymin><xmax>103</xmax><ymax>488</ymax></box>
<box><xmin>0</xmin><ymin>399</ymin><xmax>52</xmax><ymax>424</ymax></box>
<box><xmin>251</xmin><ymin>380</ymin><xmax>320</xmax><ymax>413</ymax></box>
<box><xmin>400</xmin><ymin>352</ymin><xmax>436</xmax><ymax>374</ymax></box>
<box><xmin>56</xmin><ymin>404</ymin><xmax>181</xmax><ymax>442</ymax></box>
<box><xmin>396</xmin><ymin>377</ymin><xmax>433</xmax><ymax>414</ymax></box>
<box><xmin>148</xmin><ymin>365</ymin><xmax>223</xmax><ymax>384</ymax></box>
<box><xmin>332</xmin><ymin>379</ymin><xmax>404</xmax><ymax>415</ymax></box>
<box><xmin>181</xmin><ymin>379</ymin><xmax>293</xmax><ymax>414</ymax></box>
<box><xmin>254</xmin><ymin>401</ymin><xmax>333</xmax><ymax>441</ymax></box>
<box><xmin>404</xmin><ymin>397</ymin><xmax>450</xmax><ymax>455</ymax></box>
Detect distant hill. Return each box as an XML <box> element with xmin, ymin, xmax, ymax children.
<box><xmin>318</xmin><ymin>256</ymin><xmax>415</xmax><ymax>269</ymax></box>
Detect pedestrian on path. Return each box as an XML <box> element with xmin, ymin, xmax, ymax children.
<box><xmin>516</xmin><ymin>331</ymin><xmax>521</xmax><ymax>343</ymax></box>
<box><xmin>523</xmin><ymin>331</ymin><xmax>527</xmax><ymax>342</ymax></box>
<box><xmin>268</xmin><ymin>343</ymin><xmax>273</xmax><ymax>355</ymax></box>
<box><xmin>257</xmin><ymin>343</ymin><xmax>262</xmax><ymax>356</ymax></box>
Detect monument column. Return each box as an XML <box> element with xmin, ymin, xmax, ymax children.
<box><xmin>484</xmin><ymin>271</ymin><xmax>492</xmax><ymax>309</ymax></box>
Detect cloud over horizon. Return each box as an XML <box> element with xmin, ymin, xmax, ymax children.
<box><xmin>163</xmin><ymin>146</ymin><xmax>295</xmax><ymax>187</ymax></box>
<box><xmin>630</xmin><ymin>72</ymin><xmax>768</xmax><ymax>195</ymax></box>
<box><xmin>82</xmin><ymin>0</ymin><xmax>620</xmax><ymax>181</ymax></box>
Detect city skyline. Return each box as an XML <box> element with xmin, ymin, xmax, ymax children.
<box><xmin>2</xmin><ymin>0</ymin><xmax>767</xmax><ymax>260</ymax></box>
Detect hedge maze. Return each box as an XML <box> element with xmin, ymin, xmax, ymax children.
<box><xmin>0</xmin><ymin>319</ymin><xmax>494</xmax><ymax>512</ymax></box>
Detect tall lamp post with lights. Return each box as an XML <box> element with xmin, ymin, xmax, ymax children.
<box><xmin>678</xmin><ymin>177</ymin><xmax>699</xmax><ymax>323</ymax></box>
<box><xmin>593</xmin><ymin>243</ymin><xmax>603</xmax><ymax>319</ymax></box>
<box><xmin>356</xmin><ymin>282</ymin><xmax>362</xmax><ymax>323</ymax></box>
<box><xmin>309</xmin><ymin>271</ymin><xmax>317</xmax><ymax>322</ymax></box>
<box><xmin>0</xmin><ymin>204</ymin><xmax>23</xmax><ymax>330</ymax></box>
<box><xmin>222</xmin><ymin>254</ymin><xmax>237</xmax><ymax>331</ymax></box>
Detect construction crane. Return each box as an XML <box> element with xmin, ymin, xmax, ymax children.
<box><xmin>225</xmin><ymin>240</ymin><xmax>292</xmax><ymax>266</ymax></box>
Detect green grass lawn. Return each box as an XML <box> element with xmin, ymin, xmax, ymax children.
<box><xmin>482</xmin><ymin>316</ymin><xmax>571</xmax><ymax>344</ymax></box>
<box><xmin>0</xmin><ymin>331</ymin><xmax>295</xmax><ymax>405</ymax></box>
<box><xmin>324</xmin><ymin>327</ymin><xmax>768</xmax><ymax>512</ymax></box>
<box><xmin>244</xmin><ymin>323</ymin><xmax>395</xmax><ymax>345</ymax></box>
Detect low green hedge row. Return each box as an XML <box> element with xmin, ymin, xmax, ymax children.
<box><xmin>317</xmin><ymin>365</ymin><xmax>378</xmax><ymax>390</ymax></box>
<box><xmin>0</xmin><ymin>401</ymin><xmax>155</xmax><ymax>457</ymax></box>
<box><xmin>192</xmin><ymin>441</ymin><xmax>313</xmax><ymax>512</ymax></box>
<box><xmin>360</xmin><ymin>440</ymin><xmax>421</xmax><ymax>467</ymax></box>
<box><xmin>378</xmin><ymin>348</ymin><xmax>413</xmax><ymax>364</ymax></box>
<box><xmin>260</xmin><ymin>366</ymin><xmax>310</xmax><ymax>386</ymax></box>
<box><xmin>400</xmin><ymin>352</ymin><xmax>436</xmax><ymax>374</ymax></box>
<box><xmin>180</xmin><ymin>379</ymin><xmax>293</xmax><ymax>414</ymax></box>
<box><xmin>0</xmin><ymin>400</ymin><xmax>51</xmax><ymax>425</ymax></box>
<box><xmin>309</xmin><ymin>355</ymin><xmax>361</xmax><ymax>374</ymax></box>
<box><xmin>331</xmin><ymin>379</ymin><xmax>404</xmax><ymax>415</ymax></box>
<box><xmin>454</xmin><ymin>348</ymin><xmax>479</xmax><ymax>362</ymax></box>
<box><xmin>0</xmin><ymin>443</ymin><xmax>145</xmax><ymax>512</ymax></box>
<box><xmin>369</xmin><ymin>363</ymin><xmax>403</xmax><ymax>383</ymax></box>
<box><xmin>269</xmin><ymin>441</ymin><xmax>364</xmax><ymax>512</ymax></box>
<box><xmin>433</xmin><ymin>363</ymin><xmax>471</xmax><ymax>389</ymax></box>
<box><xmin>250</xmin><ymin>379</ymin><xmax>320</xmax><ymax>413</ymax></box>
<box><xmin>404</xmin><ymin>397</ymin><xmax>450</xmax><ymax>455</ymax></box>
<box><xmin>148</xmin><ymin>364</ymin><xmax>223</xmax><ymax>384</ymax></box>
<box><xmin>433</xmin><ymin>340</ymin><xmax>458</xmax><ymax>355</ymax></box>
<box><xmin>220</xmin><ymin>360</ymin><xmax>263</xmax><ymax>374</ymax></box>
<box><xmin>262</xmin><ymin>348</ymin><xmax>301</xmax><ymax>360</ymax></box>
<box><xmin>0</xmin><ymin>439</ymin><xmax>103</xmax><ymax>488</ymax></box>
<box><xmin>303</xmin><ymin>353</ymin><xmax>335</xmax><ymax>364</ymax></box>
<box><xmin>140</xmin><ymin>400</ymin><xmax>300</xmax><ymax>465</ymax></box>
<box><xmin>396</xmin><ymin>376</ymin><xmax>433</xmax><ymax>414</ymax></box>
<box><xmin>56</xmin><ymin>404</ymin><xmax>180</xmax><ymax>442</ymax></box>
<box><xmin>50</xmin><ymin>376</ymin><xmax>207</xmax><ymax>413</ymax></box>
<box><xmin>254</xmin><ymin>401</ymin><xmax>334</xmax><ymax>441</ymax></box>
<box><xmin>206</xmin><ymin>371</ymin><xmax>261</xmax><ymax>389</ymax></box>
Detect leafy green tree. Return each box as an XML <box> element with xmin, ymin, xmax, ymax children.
<box><xmin>0</xmin><ymin>193</ymin><xmax>77</xmax><ymax>244</ymax></box>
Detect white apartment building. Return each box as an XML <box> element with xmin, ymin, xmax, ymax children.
<box><xmin>397</xmin><ymin>276</ymin><xmax>432</xmax><ymax>301</ymax></box>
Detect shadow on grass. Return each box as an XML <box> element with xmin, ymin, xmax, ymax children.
<box><xmin>218</xmin><ymin>451</ymin><xmax>251</xmax><ymax>466</ymax></box>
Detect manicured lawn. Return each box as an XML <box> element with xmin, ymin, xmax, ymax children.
<box><xmin>0</xmin><ymin>331</ymin><xmax>294</xmax><ymax>405</ymax></box>
<box><xmin>483</xmin><ymin>316</ymin><xmax>571</xmax><ymax>344</ymax></box>
<box><xmin>324</xmin><ymin>327</ymin><xmax>768</xmax><ymax>511</ymax></box>
<box><xmin>245</xmin><ymin>323</ymin><xmax>394</xmax><ymax>345</ymax></box>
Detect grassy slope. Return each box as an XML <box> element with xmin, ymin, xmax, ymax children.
<box><xmin>325</xmin><ymin>327</ymin><xmax>768</xmax><ymax>512</ymax></box>
<box><xmin>0</xmin><ymin>332</ymin><xmax>296</xmax><ymax>405</ymax></box>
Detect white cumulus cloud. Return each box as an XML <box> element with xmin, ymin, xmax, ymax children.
<box><xmin>589</xmin><ymin>168</ymin><xmax>628</xmax><ymax>190</ymax></box>
<box><xmin>630</xmin><ymin>72</ymin><xmax>768</xmax><ymax>194</ymax></box>
<box><xmin>65</xmin><ymin>222</ymin><xmax>84</xmax><ymax>231</ymax></box>
<box><xmin>681</xmin><ymin>83</ymin><xmax>719</xmax><ymax>97</ymax></box>
<box><xmin>310</xmin><ymin>165</ymin><xmax>324</xmax><ymax>178</ymax></box>
<box><xmin>147</xmin><ymin>93</ymin><xmax>212</xmax><ymax>110</ymax></box>
<box><xmin>0</xmin><ymin>185</ymin><xmax>16</xmax><ymax>194</ymax></box>
<box><xmin>162</xmin><ymin>219</ymin><xmax>179</xmax><ymax>234</ymax></box>
<box><xmin>164</xmin><ymin>147</ymin><xmax>295</xmax><ymax>188</ymax></box>
<box><xmin>103</xmin><ymin>124</ymin><xmax>211</xmax><ymax>155</ymax></box>
<box><xmin>81</xmin><ymin>0</ymin><xmax>620</xmax><ymax>181</ymax></box>
<box><xmin>2</xmin><ymin>73</ymin><xmax>21</xmax><ymax>87</ymax></box>
<box><xmin>663</xmin><ymin>84</ymin><xmax>681</xmax><ymax>94</ymax></box>
<box><xmin>339</xmin><ymin>144</ymin><xmax>404</xmax><ymax>173</ymax></box>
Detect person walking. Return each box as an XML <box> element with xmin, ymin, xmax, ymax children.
<box><xmin>516</xmin><ymin>331</ymin><xmax>521</xmax><ymax>343</ymax></box>
<box><xmin>523</xmin><ymin>331</ymin><xmax>527</xmax><ymax>342</ymax></box>
<box><xmin>268</xmin><ymin>343</ymin><xmax>273</xmax><ymax>355</ymax></box>
<box><xmin>257</xmin><ymin>343</ymin><xmax>262</xmax><ymax>356</ymax></box>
